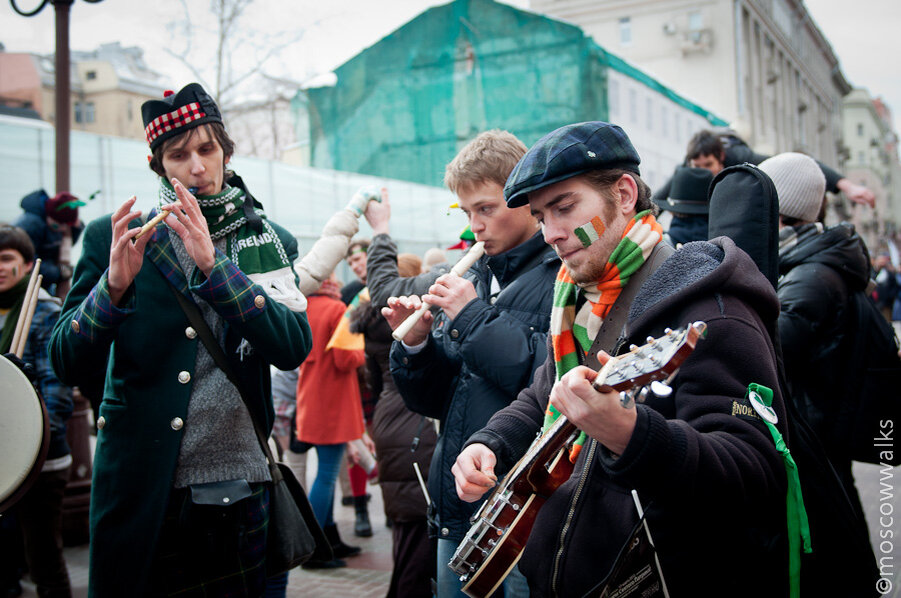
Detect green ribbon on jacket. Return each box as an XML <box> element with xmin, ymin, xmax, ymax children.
<box><xmin>746</xmin><ymin>383</ymin><xmax>812</xmax><ymax>598</ymax></box>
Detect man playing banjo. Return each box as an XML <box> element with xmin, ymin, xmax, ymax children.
<box><xmin>449</xmin><ymin>122</ymin><xmax>792</xmax><ymax>596</ymax></box>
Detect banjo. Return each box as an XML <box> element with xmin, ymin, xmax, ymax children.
<box><xmin>0</xmin><ymin>354</ymin><xmax>50</xmax><ymax>513</ymax></box>
<box><xmin>448</xmin><ymin>323</ymin><xmax>706</xmax><ymax>598</ymax></box>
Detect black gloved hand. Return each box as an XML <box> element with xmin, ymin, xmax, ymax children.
<box><xmin>3</xmin><ymin>352</ymin><xmax>37</xmax><ymax>383</ymax></box>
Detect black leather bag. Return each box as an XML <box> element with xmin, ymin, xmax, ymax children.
<box><xmin>266</xmin><ymin>461</ymin><xmax>321</xmax><ymax>575</ymax></box>
<box><xmin>167</xmin><ymin>283</ymin><xmax>332</xmax><ymax>575</ymax></box>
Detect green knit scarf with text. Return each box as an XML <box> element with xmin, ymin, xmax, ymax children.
<box><xmin>158</xmin><ymin>178</ymin><xmax>306</xmax><ymax>312</ymax></box>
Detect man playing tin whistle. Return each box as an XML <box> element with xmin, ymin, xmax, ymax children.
<box><xmin>380</xmin><ymin>130</ymin><xmax>559</xmax><ymax>597</ymax></box>
<box><xmin>48</xmin><ymin>83</ymin><xmax>312</xmax><ymax>597</ymax></box>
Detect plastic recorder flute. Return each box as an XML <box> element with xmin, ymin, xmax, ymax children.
<box><xmin>391</xmin><ymin>241</ymin><xmax>485</xmax><ymax>342</ymax></box>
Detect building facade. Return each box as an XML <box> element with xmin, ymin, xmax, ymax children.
<box><xmin>0</xmin><ymin>43</ymin><xmax>168</xmax><ymax>141</ymax></box>
<box><xmin>222</xmin><ymin>77</ymin><xmax>301</xmax><ymax>162</ymax></box>
<box><xmin>839</xmin><ymin>89</ymin><xmax>899</xmax><ymax>251</ymax></box>
<box><xmin>529</xmin><ymin>0</ymin><xmax>850</xmax><ymax>169</ymax></box>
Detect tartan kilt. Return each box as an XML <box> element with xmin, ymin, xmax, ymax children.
<box><xmin>147</xmin><ymin>483</ymin><xmax>270</xmax><ymax>597</ymax></box>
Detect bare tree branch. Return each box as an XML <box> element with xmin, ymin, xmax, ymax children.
<box><xmin>160</xmin><ymin>0</ymin><xmax>310</xmax><ymax>158</ymax></box>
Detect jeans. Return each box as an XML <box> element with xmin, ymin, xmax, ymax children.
<box><xmin>308</xmin><ymin>444</ymin><xmax>345</xmax><ymax>527</ymax></box>
<box><xmin>263</xmin><ymin>571</ymin><xmax>289</xmax><ymax>598</ymax></box>
<box><xmin>436</xmin><ymin>538</ymin><xmax>530</xmax><ymax>598</ymax></box>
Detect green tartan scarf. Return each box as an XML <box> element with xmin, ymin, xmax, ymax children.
<box><xmin>159</xmin><ymin>178</ymin><xmax>306</xmax><ymax>312</ymax></box>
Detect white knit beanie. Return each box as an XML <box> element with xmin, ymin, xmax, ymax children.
<box><xmin>758</xmin><ymin>152</ymin><xmax>826</xmax><ymax>223</ymax></box>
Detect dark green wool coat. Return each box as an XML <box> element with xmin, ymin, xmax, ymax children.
<box><xmin>49</xmin><ymin>214</ymin><xmax>312</xmax><ymax>597</ymax></box>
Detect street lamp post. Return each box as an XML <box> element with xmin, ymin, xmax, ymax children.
<box><xmin>10</xmin><ymin>0</ymin><xmax>104</xmax><ymax>194</ymax></box>
<box><xmin>10</xmin><ymin>0</ymin><xmax>104</xmax><ymax>547</ymax></box>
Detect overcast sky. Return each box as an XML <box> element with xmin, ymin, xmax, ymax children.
<box><xmin>1</xmin><ymin>0</ymin><xmax>898</xmax><ymax>125</ymax></box>
<box><xmin>803</xmin><ymin>0</ymin><xmax>901</xmax><ymax>123</ymax></box>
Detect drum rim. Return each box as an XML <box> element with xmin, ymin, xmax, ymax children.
<box><xmin>0</xmin><ymin>355</ymin><xmax>50</xmax><ymax>511</ymax></box>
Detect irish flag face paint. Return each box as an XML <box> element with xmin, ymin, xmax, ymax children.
<box><xmin>574</xmin><ymin>216</ymin><xmax>606</xmax><ymax>248</ymax></box>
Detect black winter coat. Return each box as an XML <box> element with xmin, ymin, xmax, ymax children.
<box><xmin>366</xmin><ymin>233</ymin><xmax>450</xmax><ymax>309</ymax></box>
<box><xmin>351</xmin><ymin>300</ymin><xmax>438</xmax><ymax>523</ymax></box>
<box><xmin>390</xmin><ymin>232</ymin><xmax>559</xmax><ymax>542</ymax></box>
<box><xmin>777</xmin><ymin>223</ymin><xmax>870</xmax><ymax>459</ymax></box>
<box><xmin>468</xmin><ymin>238</ymin><xmax>790</xmax><ymax>597</ymax></box>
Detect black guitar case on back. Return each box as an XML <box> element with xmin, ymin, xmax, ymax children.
<box><xmin>708</xmin><ymin>163</ymin><xmax>879</xmax><ymax>597</ymax></box>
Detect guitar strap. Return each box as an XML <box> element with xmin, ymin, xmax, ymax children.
<box><xmin>580</xmin><ymin>242</ymin><xmax>675</xmax><ymax>369</ymax></box>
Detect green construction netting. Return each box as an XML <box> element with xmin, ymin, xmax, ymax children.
<box><xmin>295</xmin><ymin>0</ymin><xmax>726</xmax><ymax>188</ymax></box>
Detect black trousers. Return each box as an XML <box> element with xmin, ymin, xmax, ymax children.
<box><xmin>148</xmin><ymin>483</ymin><xmax>270</xmax><ymax>598</ymax></box>
<box><xmin>14</xmin><ymin>467</ymin><xmax>73</xmax><ymax>598</ymax></box>
<box><xmin>387</xmin><ymin>519</ymin><xmax>435</xmax><ymax>598</ymax></box>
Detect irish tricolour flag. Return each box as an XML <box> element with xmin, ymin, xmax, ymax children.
<box><xmin>574</xmin><ymin>216</ymin><xmax>605</xmax><ymax>248</ymax></box>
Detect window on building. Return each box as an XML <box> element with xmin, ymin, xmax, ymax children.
<box><xmin>646</xmin><ymin>97</ymin><xmax>653</xmax><ymax>131</ymax></box>
<box><xmin>609</xmin><ymin>79</ymin><xmax>620</xmax><ymax>117</ymax></box>
<box><xmin>85</xmin><ymin>102</ymin><xmax>95</xmax><ymax>123</ymax></box>
<box><xmin>858</xmin><ymin>150</ymin><xmax>865</xmax><ymax>164</ymax></box>
<box><xmin>688</xmin><ymin>10</ymin><xmax>703</xmax><ymax>31</ymax></box>
<box><xmin>619</xmin><ymin>17</ymin><xmax>632</xmax><ymax>46</ymax></box>
<box><xmin>628</xmin><ymin>88</ymin><xmax>638</xmax><ymax>123</ymax></box>
<box><xmin>661</xmin><ymin>106</ymin><xmax>668</xmax><ymax>137</ymax></box>
<box><xmin>75</xmin><ymin>101</ymin><xmax>84</xmax><ymax>124</ymax></box>
<box><xmin>858</xmin><ymin>123</ymin><xmax>864</xmax><ymax>136</ymax></box>
<box><xmin>86</xmin><ymin>70</ymin><xmax>97</xmax><ymax>80</ymax></box>
<box><xmin>772</xmin><ymin>0</ymin><xmax>793</xmax><ymax>38</ymax></box>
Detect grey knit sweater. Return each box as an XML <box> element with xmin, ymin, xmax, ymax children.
<box><xmin>170</xmin><ymin>236</ymin><xmax>271</xmax><ymax>487</ymax></box>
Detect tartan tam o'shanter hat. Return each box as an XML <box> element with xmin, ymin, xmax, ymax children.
<box><xmin>504</xmin><ymin>121</ymin><xmax>641</xmax><ymax>207</ymax></box>
<box><xmin>141</xmin><ymin>83</ymin><xmax>222</xmax><ymax>150</ymax></box>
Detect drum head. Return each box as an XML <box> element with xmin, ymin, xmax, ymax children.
<box><xmin>0</xmin><ymin>355</ymin><xmax>47</xmax><ymax>510</ymax></box>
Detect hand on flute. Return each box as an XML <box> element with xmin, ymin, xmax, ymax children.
<box><xmin>385</xmin><ymin>274</ymin><xmax>478</xmax><ymax>344</ymax></box>
<box><xmin>382</xmin><ymin>295</ymin><xmax>433</xmax><ymax>346</ymax></box>
<box><xmin>388</xmin><ymin>241</ymin><xmax>485</xmax><ymax>342</ymax></box>
<box><xmin>108</xmin><ymin>196</ymin><xmax>165</xmax><ymax>306</ymax></box>
<box><xmin>422</xmin><ymin>273</ymin><xmax>478</xmax><ymax>320</ymax></box>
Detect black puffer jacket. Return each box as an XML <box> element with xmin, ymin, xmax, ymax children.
<box><xmin>390</xmin><ymin>232</ymin><xmax>559</xmax><ymax>542</ymax></box>
<box><xmin>351</xmin><ymin>300</ymin><xmax>438</xmax><ymax>523</ymax></box>
<box><xmin>777</xmin><ymin>223</ymin><xmax>870</xmax><ymax>457</ymax></box>
<box><xmin>468</xmin><ymin>238</ymin><xmax>790</xmax><ymax>597</ymax></box>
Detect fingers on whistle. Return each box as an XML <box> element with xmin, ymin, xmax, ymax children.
<box><xmin>133</xmin><ymin>211</ymin><xmax>169</xmax><ymax>241</ymax></box>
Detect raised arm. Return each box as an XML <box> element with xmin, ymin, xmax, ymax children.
<box><xmin>292</xmin><ymin>186</ymin><xmax>383</xmax><ymax>295</ymax></box>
